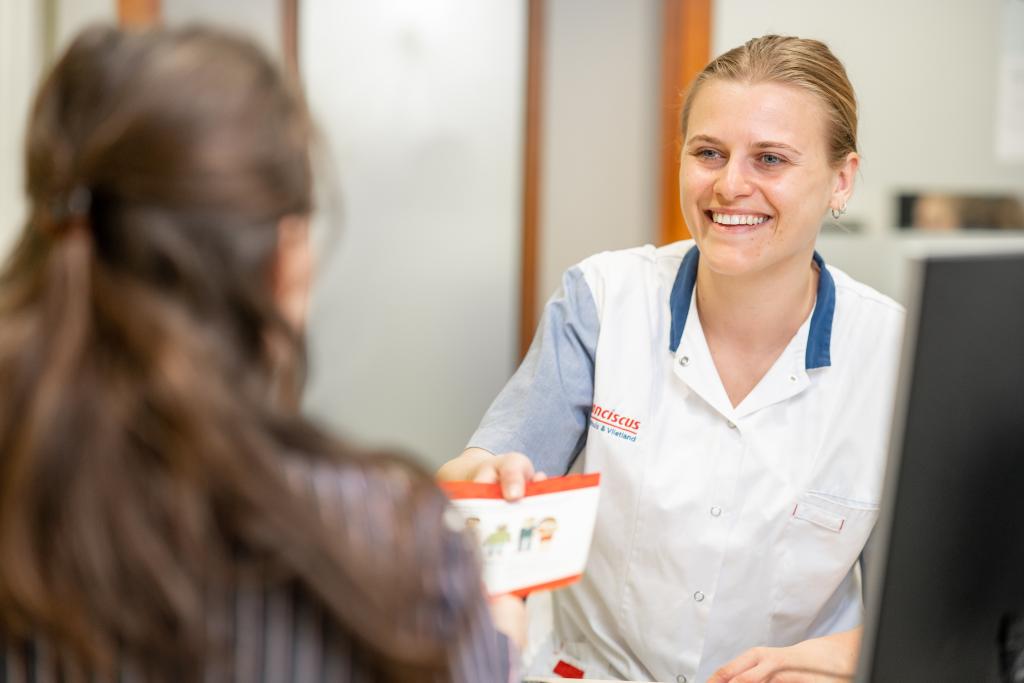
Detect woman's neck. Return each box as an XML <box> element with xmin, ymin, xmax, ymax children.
<box><xmin>695</xmin><ymin>254</ymin><xmax>820</xmax><ymax>406</ymax></box>
<box><xmin>697</xmin><ymin>257</ymin><xmax>818</xmax><ymax>343</ymax></box>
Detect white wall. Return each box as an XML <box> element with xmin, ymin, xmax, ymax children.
<box><xmin>0</xmin><ymin>1</ymin><xmax>42</xmax><ymax>257</ymax></box>
<box><xmin>53</xmin><ymin>0</ymin><xmax>116</xmax><ymax>54</ymax></box>
<box><xmin>299</xmin><ymin>1</ymin><xmax>525</xmax><ymax>467</ymax></box>
<box><xmin>0</xmin><ymin>0</ymin><xmax>116</xmax><ymax>261</ymax></box>
<box><xmin>296</xmin><ymin>0</ymin><xmax>661</xmax><ymax>465</ymax></box>
<box><xmin>162</xmin><ymin>0</ymin><xmax>282</xmax><ymax>62</ymax></box>
<box><xmin>537</xmin><ymin>0</ymin><xmax>660</xmax><ymax>308</ymax></box>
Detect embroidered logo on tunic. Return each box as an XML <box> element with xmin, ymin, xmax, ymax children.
<box><xmin>589</xmin><ymin>403</ymin><xmax>641</xmax><ymax>443</ymax></box>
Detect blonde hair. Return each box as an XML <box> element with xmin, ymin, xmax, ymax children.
<box><xmin>681</xmin><ymin>35</ymin><xmax>858</xmax><ymax>167</ymax></box>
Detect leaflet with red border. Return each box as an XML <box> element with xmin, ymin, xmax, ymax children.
<box><xmin>441</xmin><ymin>473</ymin><xmax>601</xmax><ymax>597</ymax></box>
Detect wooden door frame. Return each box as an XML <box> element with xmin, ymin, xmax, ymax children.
<box><xmin>281</xmin><ymin>0</ymin><xmax>299</xmax><ymax>78</ymax></box>
<box><xmin>518</xmin><ymin>0</ymin><xmax>545</xmax><ymax>360</ymax></box>
<box><xmin>659</xmin><ymin>0</ymin><xmax>710</xmax><ymax>245</ymax></box>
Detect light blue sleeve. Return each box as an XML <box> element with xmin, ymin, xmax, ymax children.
<box><xmin>466</xmin><ymin>266</ymin><xmax>600</xmax><ymax>476</ymax></box>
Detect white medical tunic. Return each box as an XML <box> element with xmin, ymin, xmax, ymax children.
<box><xmin>468</xmin><ymin>241</ymin><xmax>905</xmax><ymax>683</ymax></box>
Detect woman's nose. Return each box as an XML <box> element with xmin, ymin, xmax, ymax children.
<box><xmin>714</xmin><ymin>159</ymin><xmax>753</xmax><ymax>201</ymax></box>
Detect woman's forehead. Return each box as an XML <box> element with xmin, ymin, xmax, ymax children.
<box><xmin>686</xmin><ymin>79</ymin><xmax>828</xmax><ymax>151</ymax></box>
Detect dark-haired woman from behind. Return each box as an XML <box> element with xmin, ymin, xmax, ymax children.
<box><xmin>0</xmin><ymin>25</ymin><xmax>519</xmax><ymax>682</ymax></box>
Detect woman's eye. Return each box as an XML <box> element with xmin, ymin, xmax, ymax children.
<box><xmin>760</xmin><ymin>153</ymin><xmax>785</xmax><ymax>166</ymax></box>
<box><xmin>696</xmin><ymin>148</ymin><xmax>722</xmax><ymax>160</ymax></box>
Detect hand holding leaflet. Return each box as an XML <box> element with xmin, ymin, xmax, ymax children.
<box><xmin>441</xmin><ymin>473</ymin><xmax>601</xmax><ymax>598</ymax></box>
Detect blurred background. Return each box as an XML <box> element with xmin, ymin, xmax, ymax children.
<box><xmin>2</xmin><ymin>0</ymin><xmax>1022</xmax><ymax>468</ymax></box>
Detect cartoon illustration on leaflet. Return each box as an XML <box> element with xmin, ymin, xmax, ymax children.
<box><xmin>482</xmin><ymin>524</ymin><xmax>512</xmax><ymax>556</ymax></box>
<box><xmin>518</xmin><ymin>518</ymin><xmax>536</xmax><ymax>551</ymax></box>
<box><xmin>537</xmin><ymin>517</ymin><xmax>558</xmax><ymax>548</ymax></box>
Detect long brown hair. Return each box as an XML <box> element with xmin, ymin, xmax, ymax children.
<box><xmin>0</xmin><ymin>25</ymin><xmax>472</xmax><ymax>681</ymax></box>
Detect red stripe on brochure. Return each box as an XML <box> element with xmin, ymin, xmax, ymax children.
<box><xmin>440</xmin><ymin>472</ymin><xmax>601</xmax><ymax>500</ymax></box>
<box><xmin>505</xmin><ymin>572</ymin><xmax>583</xmax><ymax>599</ymax></box>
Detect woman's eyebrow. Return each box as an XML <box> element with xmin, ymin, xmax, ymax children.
<box><xmin>686</xmin><ymin>134</ymin><xmax>724</xmax><ymax>146</ymax></box>
<box><xmin>686</xmin><ymin>135</ymin><xmax>803</xmax><ymax>158</ymax></box>
<box><xmin>752</xmin><ymin>141</ymin><xmax>803</xmax><ymax>157</ymax></box>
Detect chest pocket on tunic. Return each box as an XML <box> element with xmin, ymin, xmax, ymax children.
<box><xmin>770</xmin><ymin>491</ymin><xmax>879</xmax><ymax>637</ymax></box>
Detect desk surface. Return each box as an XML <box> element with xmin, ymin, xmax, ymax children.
<box><xmin>525</xmin><ymin>679</ymin><xmax>651</xmax><ymax>683</ymax></box>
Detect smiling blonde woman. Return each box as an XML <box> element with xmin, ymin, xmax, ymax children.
<box><xmin>439</xmin><ymin>35</ymin><xmax>905</xmax><ymax>683</ymax></box>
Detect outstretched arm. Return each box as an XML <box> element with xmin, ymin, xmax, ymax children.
<box><xmin>447</xmin><ymin>267</ymin><xmax>601</xmax><ymax>486</ymax></box>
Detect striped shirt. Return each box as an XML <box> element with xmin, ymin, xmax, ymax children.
<box><xmin>1</xmin><ymin>458</ymin><xmax>518</xmax><ymax>683</ymax></box>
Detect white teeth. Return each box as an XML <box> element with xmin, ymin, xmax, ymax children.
<box><xmin>711</xmin><ymin>212</ymin><xmax>769</xmax><ymax>225</ymax></box>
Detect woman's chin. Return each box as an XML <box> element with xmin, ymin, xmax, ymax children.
<box><xmin>696</xmin><ymin>246</ymin><xmax>768</xmax><ymax>279</ymax></box>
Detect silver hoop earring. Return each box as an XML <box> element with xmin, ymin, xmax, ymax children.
<box><xmin>831</xmin><ymin>202</ymin><xmax>847</xmax><ymax>220</ymax></box>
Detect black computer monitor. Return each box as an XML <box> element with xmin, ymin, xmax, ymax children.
<box><xmin>857</xmin><ymin>252</ymin><xmax>1024</xmax><ymax>682</ymax></box>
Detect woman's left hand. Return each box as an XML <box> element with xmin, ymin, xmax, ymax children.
<box><xmin>488</xmin><ymin>594</ymin><xmax>528</xmax><ymax>652</ymax></box>
<box><xmin>706</xmin><ymin>627</ymin><xmax>861</xmax><ymax>683</ymax></box>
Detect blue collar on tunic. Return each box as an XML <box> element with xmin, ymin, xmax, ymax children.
<box><xmin>667</xmin><ymin>245</ymin><xmax>835</xmax><ymax>369</ymax></box>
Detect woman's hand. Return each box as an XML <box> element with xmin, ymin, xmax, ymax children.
<box><xmin>706</xmin><ymin>627</ymin><xmax>861</xmax><ymax>682</ymax></box>
<box><xmin>437</xmin><ymin>448</ymin><xmax>546</xmax><ymax>501</ymax></box>
<box><xmin>488</xmin><ymin>594</ymin><xmax>528</xmax><ymax>651</ymax></box>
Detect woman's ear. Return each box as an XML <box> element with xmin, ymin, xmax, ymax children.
<box><xmin>831</xmin><ymin>151</ymin><xmax>860</xmax><ymax>211</ymax></box>
<box><xmin>272</xmin><ymin>214</ymin><xmax>312</xmax><ymax>331</ymax></box>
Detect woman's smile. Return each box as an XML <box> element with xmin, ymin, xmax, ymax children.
<box><xmin>705</xmin><ymin>209</ymin><xmax>774</xmax><ymax>235</ymax></box>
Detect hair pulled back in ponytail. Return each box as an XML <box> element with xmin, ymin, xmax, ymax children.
<box><xmin>0</xmin><ymin>25</ymin><xmax>473</xmax><ymax>682</ymax></box>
